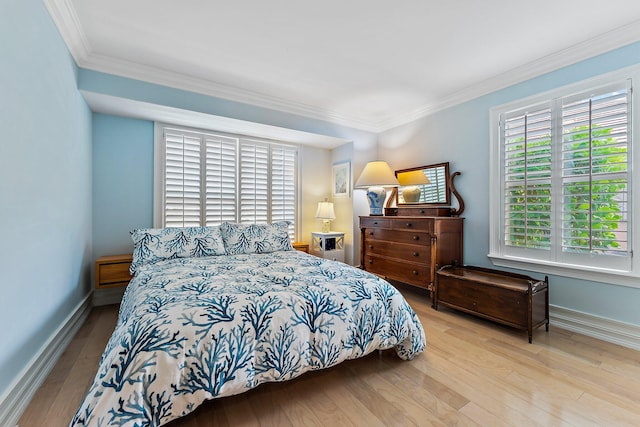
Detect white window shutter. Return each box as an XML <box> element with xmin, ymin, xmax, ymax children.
<box><xmin>560</xmin><ymin>82</ymin><xmax>631</xmax><ymax>256</ymax></box>
<box><xmin>239</xmin><ymin>140</ymin><xmax>270</xmax><ymax>224</ymax></box>
<box><xmin>164</xmin><ymin>130</ymin><xmax>201</xmax><ymax>227</ymax></box>
<box><xmin>271</xmin><ymin>144</ymin><xmax>297</xmax><ymax>238</ymax></box>
<box><xmin>205</xmin><ymin>135</ymin><xmax>238</xmax><ymax>226</ymax></box>
<box><xmin>502</xmin><ymin>105</ymin><xmax>553</xmax><ymax>250</ymax></box>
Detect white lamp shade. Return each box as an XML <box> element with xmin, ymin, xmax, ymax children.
<box><xmin>315</xmin><ymin>201</ymin><xmax>336</xmax><ymax>220</ymax></box>
<box><xmin>354</xmin><ymin>161</ymin><xmax>399</xmax><ymax>188</ymax></box>
<box><xmin>397</xmin><ymin>169</ymin><xmax>431</xmax><ymax>186</ymax></box>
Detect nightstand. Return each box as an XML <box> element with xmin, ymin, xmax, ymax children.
<box><xmin>310</xmin><ymin>232</ymin><xmax>345</xmax><ymax>262</ymax></box>
<box><xmin>95</xmin><ymin>254</ymin><xmax>133</xmax><ymax>289</ymax></box>
<box><xmin>292</xmin><ymin>242</ymin><xmax>309</xmax><ymax>253</ymax></box>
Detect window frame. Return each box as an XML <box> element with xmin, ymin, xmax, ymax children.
<box><xmin>153</xmin><ymin>123</ymin><xmax>300</xmax><ymax>240</ymax></box>
<box><xmin>489</xmin><ymin>66</ymin><xmax>640</xmax><ymax>287</ymax></box>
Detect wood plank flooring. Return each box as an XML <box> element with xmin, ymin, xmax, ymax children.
<box><xmin>18</xmin><ymin>284</ymin><xmax>640</xmax><ymax>426</ymax></box>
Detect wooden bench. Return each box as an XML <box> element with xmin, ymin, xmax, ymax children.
<box><xmin>435</xmin><ymin>265</ymin><xmax>549</xmax><ymax>343</ymax></box>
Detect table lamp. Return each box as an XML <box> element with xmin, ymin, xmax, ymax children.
<box><xmin>315</xmin><ymin>200</ymin><xmax>336</xmax><ymax>232</ymax></box>
<box><xmin>354</xmin><ymin>161</ymin><xmax>399</xmax><ymax>216</ymax></box>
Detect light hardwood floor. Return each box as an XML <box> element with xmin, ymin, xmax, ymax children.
<box><xmin>19</xmin><ymin>284</ymin><xmax>640</xmax><ymax>426</ymax></box>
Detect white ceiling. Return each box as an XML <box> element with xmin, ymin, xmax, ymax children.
<box><xmin>47</xmin><ymin>0</ymin><xmax>640</xmax><ymax>132</ymax></box>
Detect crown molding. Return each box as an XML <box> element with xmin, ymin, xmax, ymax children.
<box><xmin>80</xmin><ymin>52</ymin><xmax>381</xmax><ymax>133</ymax></box>
<box><xmin>44</xmin><ymin>0</ymin><xmax>91</xmax><ymax>62</ymax></box>
<box><xmin>45</xmin><ymin>0</ymin><xmax>640</xmax><ymax>134</ymax></box>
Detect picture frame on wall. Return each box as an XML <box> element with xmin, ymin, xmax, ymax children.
<box><xmin>332</xmin><ymin>161</ymin><xmax>350</xmax><ymax>197</ymax></box>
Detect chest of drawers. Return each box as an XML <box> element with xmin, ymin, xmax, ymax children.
<box><xmin>360</xmin><ymin>216</ymin><xmax>463</xmax><ymax>304</ymax></box>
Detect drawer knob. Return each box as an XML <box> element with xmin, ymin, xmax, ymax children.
<box><xmin>368</xmin><ymin>259</ymin><xmax>373</xmax><ymax>264</ymax></box>
<box><xmin>412</xmin><ymin>235</ymin><xmax>419</xmax><ymax>241</ymax></box>
<box><xmin>413</xmin><ymin>252</ymin><xmax>419</xmax><ymax>257</ymax></box>
<box><xmin>419</xmin><ymin>209</ymin><xmax>425</xmax><ymax>214</ymax></box>
<box><xmin>369</xmin><ymin>231</ymin><xmax>374</xmax><ymax>236</ymax></box>
<box><xmin>406</xmin><ymin>223</ymin><xmax>412</xmax><ymax>227</ymax></box>
<box><xmin>373</xmin><ymin>221</ymin><xmax>378</xmax><ymax>225</ymax></box>
<box><xmin>368</xmin><ymin>245</ymin><xmax>373</xmax><ymax>249</ymax></box>
<box><xmin>412</xmin><ymin>270</ymin><xmax>419</xmax><ymax>275</ymax></box>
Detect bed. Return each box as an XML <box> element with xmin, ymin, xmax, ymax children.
<box><xmin>71</xmin><ymin>222</ymin><xmax>426</xmax><ymax>426</ymax></box>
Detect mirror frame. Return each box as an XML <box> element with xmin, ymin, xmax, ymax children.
<box><xmin>387</xmin><ymin>161</ymin><xmax>465</xmax><ymax>216</ymax></box>
<box><xmin>395</xmin><ymin>162</ymin><xmax>451</xmax><ymax>206</ymax></box>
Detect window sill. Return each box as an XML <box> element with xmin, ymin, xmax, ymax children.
<box><xmin>488</xmin><ymin>254</ymin><xmax>640</xmax><ymax>289</ymax></box>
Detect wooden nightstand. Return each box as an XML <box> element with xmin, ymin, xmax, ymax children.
<box><xmin>293</xmin><ymin>242</ymin><xmax>309</xmax><ymax>253</ymax></box>
<box><xmin>95</xmin><ymin>254</ymin><xmax>133</xmax><ymax>289</ymax></box>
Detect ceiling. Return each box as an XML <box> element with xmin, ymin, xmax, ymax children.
<box><xmin>47</xmin><ymin>0</ymin><xmax>640</xmax><ymax>133</ymax></box>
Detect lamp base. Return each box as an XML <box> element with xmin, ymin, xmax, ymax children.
<box><xmin>366</xmin><ymin>186</ymin><xmax>386</xmax><ymax>216</ymax></box>
<box><xmin>321</xmin><ymin>220</ymin><xmax>331</xmax><ymax>233</ymax></box>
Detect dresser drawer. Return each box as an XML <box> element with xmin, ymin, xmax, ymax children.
<box><xmin>364</xmin><ymin>228</ymin><xmax>431</xmax><ymax>245</ymax></box>
<box><xmin>360</xmin><ymin>217</ymin><xmax>392</xmax><ymax>229</ymax></box>
<box><xmin>364</xmin><ymin>255</ymin><xmax>430</xmax><ymax>288</ymax></box>
<box><xmin>363</xmin><ymin>239</ymin><xmax>431</xmax><ymax>262</ymax></box>
<box><xmin>391</xmin><ymin>218</ymin><xmax>434</xmax><ymax>232</ymax></box>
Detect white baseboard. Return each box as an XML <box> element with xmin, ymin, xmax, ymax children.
<box><xmin>550</xmin><ymin>305</ymin><xmax>640</xmax><ymax>351</ymax></box>
<box><xmin>0</xmin><ymin>294</ymin><xmax>92</xmax><ymax>427</ymax></box>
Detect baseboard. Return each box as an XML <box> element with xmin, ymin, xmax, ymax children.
<box><xmin>0</xmin><ymin>294</ymin><xmax>92</xmax><ymax>427</ymax></box>
<box><xmin>550</xmin><ymin>305</ymin><xmax>640</xmax><ymax>351</ymax></box>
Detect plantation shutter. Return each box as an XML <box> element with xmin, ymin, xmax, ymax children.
<box><xmin>159</xmin><ymin>125</ymin><xmax>298</xmax><ymax>236</ymax></box>
<box><xmin>501</xmin><ymin>104</ymin><xmax>553</xmax><ymax>250</ymax></box>
<box><xmin>205</xmin><ymin>135</ymin><xmax>237</xmax><ymax>226</ymax></box>
<box><xmin>271</xmin><ymin>144</ymin><xmax>297</xmax><ymax>238</ymax></box>
<box><xmin>560</xmin><ymin>81</ymin><xmax>631</xmax><ymax>256</ymax></box>
<box><xmin>239</xmin><ymin>140</ymin><xmax>270</xmax><ymax>224</ymax></box>
<box><xmin>164</xmin><ymin>129</ymin><xmax>202</xmax><ymax>227</ymax></box>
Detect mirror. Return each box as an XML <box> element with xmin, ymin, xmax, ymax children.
<box><xmin>395</xmin><ymin>162</ymin><xmax>451</xmax><ymax>205</ymax></box>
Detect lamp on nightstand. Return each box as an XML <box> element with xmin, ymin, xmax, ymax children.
<box><xmin>354</xmin><ymin>160</ymin><xmax>399</xmax><ymax>216</ymax></box>
<box><xmin>315</xmin><ymin>200</ymin><xmax>336</xmax><ymax>233</ymax></box>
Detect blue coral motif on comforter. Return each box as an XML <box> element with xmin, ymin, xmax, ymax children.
<box><xmin>71</xmin><ymin>250</ymin><xmax>426</xmax><ymax>426</ymax></box>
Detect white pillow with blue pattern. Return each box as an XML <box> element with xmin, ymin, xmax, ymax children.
<box><xmin>220</xmin><ymin>221</ymin><xmax>293</xmax><ymax>255</ymax></box>
<box><xmin>130</xmin><ymin>226</ymin><xmax>226</xmax><ymax>274</ymax></box>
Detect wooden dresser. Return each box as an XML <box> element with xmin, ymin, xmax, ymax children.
<box><xmin>360</xmin><ymin>214</ymin><xmax>463</xmax><ymax>304</ymax></box>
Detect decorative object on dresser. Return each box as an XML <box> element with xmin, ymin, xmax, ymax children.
<box><xmin>355</xmin><ymin>160</ymin><xmax>400</xmax><ymax>216</ymax></box>
<box><xmin>435</xmin><ymin>265</ymin><xmax>549</xmax><ymax>343</ymax></box>
<box><xmin>95</xmin><ymin>254</ymin><xmax>133</xmax><ymax>289</ymax></box>
<box><xmin>315</xmin><ymin>199</ymin><xmax>336</xmax><ymax>233</ymax></box>
<box><xmin>360</xmin><ymin>215</ymin><xmax>463</xmax><ymax>305</ymax></box>
<box><xmin>310</xmin><ymin>231</ymin><xmax>345</xmax><ymax>262</ymax></box>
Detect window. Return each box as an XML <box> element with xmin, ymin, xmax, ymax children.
<box><xmin>155</xmin><ymin>124</ymin><xmax>298</xmax><ymax>238</ymax></box>
<box><xmin>490</xmin><ymin>70</ymin><xmax>639</xmax><ymax>285</ymax></box>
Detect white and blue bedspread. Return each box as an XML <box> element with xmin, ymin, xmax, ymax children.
<box><xmin>72</xmin><ymin>250</ymin><xmax>426</xmax><ymax>426</ymax></box>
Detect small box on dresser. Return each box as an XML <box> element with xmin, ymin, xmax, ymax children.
<box><xmin>435</xmin><ymin>265</ymin><xmax>549</xmax><ymax>343</ymax></box>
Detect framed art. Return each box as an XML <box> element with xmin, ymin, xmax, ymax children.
<box><xmin>332</xmin><ymin>161</ymin><xmax>350</xmax><ymax>197</ymax></box>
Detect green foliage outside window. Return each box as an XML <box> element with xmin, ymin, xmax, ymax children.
<box><xmin>507</xmin><ymin>126</ymin><xmax>627</xmax><ymax>253</ymax></box>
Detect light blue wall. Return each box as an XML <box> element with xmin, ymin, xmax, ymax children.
<box><xmin>92</xmin><ymin>114</ymin><xmax>154</xmax><ymax>258</ymax></box>
<box><xmin>0</xmin><ymin>0</ymin><xmax>92</xmax><ymax>396</ymax></box>
<box><xmin>379</xmin><ymin>41</ymin><xmax>640</xmax><ymax>326</ymax></box>
<box><xmin>85</xmin><ymin>74</ymin><xmax>378</xmax><ymax>264</ymax></box>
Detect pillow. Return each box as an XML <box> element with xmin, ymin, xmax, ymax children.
<box><xmin>220</xmin><ymin>222</ymin><xmax>293</xmax><ymax>255</ymax></box>
<box><xmin>129</xmin><ymin>226</ymin><xmax>226</xmax><ymax>274</ymax></box>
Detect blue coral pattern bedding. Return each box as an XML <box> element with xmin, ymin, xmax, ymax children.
<box><xmin>71</xmin><ymin>250</ymin><xmax>426</xmax><ymax>426</ymax></box>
